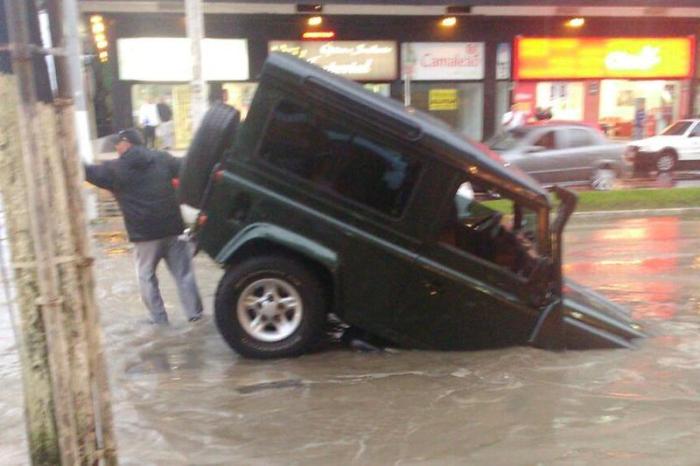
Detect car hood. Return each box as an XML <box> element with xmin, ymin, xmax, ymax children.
<box><xmin>562</xmin><ymin>279</ymin><xmax>645</xmax><ymax>349</ymax></box>
<box><xmin>629</xmin><ymin>135</ymin><xmax>684</xmax><ymax>151</ymax></box>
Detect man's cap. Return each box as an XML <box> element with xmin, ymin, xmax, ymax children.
<box><xmin>117</xmin><ymin>128</ymin><xmax>144</xmax><ymax>146</ymax></box>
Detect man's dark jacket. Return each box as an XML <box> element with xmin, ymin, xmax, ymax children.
<box><xmin>85</xmin><ymin>146</ymin><xmax>185</xmax><ymax>242</ymax></box>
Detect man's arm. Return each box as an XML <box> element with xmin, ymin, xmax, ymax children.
<box><xmin>84</xmin><ymin>162</ymin><xmax>116</xmax><ymax>191</ymax></box>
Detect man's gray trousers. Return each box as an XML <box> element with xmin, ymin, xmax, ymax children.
<box><xmin>133</xmin><ymin>235</ymin><xmax>203</xmax><ymax>323</ymax></box>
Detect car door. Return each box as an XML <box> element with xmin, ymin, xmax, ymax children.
<box><xmin>549</xmin><ymin>127</ymin><xmax>609</xmax><ymax>183</ymax></box>
<box><xmin>390</xmin><ymin>177</ymin><xmax>543</xmax><ymax>350</ymax></box>
<box><xmin>510</xmin><ymin>129</ymin><xmax>563</xmax><ymax>185</ymax></box>
<box><xmin>685</xmin><ymin>122</ymin><xmax>700</xmax><ymax>161</ymax></box>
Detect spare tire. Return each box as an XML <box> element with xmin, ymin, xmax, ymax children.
<box><xmin>178</xmin><ymin>103</ymin><xmax>240</xmax><ymax>207</ymax></box>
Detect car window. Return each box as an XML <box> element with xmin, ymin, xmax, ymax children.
<box><xmin>661</xmin><ymin>121</ymin><xmax>693</xmax><ymax>136</ymax></box>
<box><xmin>487</xmin><ymin>127</ymin><xmax>531</xmax><ymax>151</ymax></box>
<box><xmin>565</xmin><ymin>128</ymin><xmax>596</xmax><ymax>148</ymax></box>
<box><xmin>689</xmin><ymin>123</ymin><xmax>700</xmax><ymax>137</ymax></box>
<box><xmin>259</xmin><ymin>99</ymin><xmax>421</xmax><ymax>217</ymax></box>
<box><xmin>439</xmin><ymin>178</ymin><xmax>544</xmax><ymax>275</ymax></box>
<box><xmin>533</xmin><ymin>130</ymin><xmax>556</xmax><ymax>150</ymax></box>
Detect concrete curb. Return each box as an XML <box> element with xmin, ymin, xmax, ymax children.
<box><xmin>572</xmin><ymin>207</ymin><xmax>700</xmax><ymax>219</ymax></box>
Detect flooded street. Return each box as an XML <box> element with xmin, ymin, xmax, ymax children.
<box><xmin>3</xmin><ymin>212</ymin><xmax>700</xmax><ymax>465</ymax></box>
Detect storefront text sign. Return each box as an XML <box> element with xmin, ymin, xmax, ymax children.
<box><xmin>428</xmin><ymin>89</ymin><xmax>458</xmax><ymax>111</ymax></box>
<box><xmin>269</xmin><ymin>41</ymin><xmax>397</xmax><ymax>81</ymax></box>
<box><xmin>402</xmin><ymin>42</ymin><xmax>484</xmax><ymax>80</ymax></box>
<box><xmin>117</xmin><ymin>38</ymin><xmax>249</xmax><ymax>82</ymax></box>
<box><xmin>515</xmin><ymin>37</ymin><xmax>694</xmax><ymax>80</ymax></box>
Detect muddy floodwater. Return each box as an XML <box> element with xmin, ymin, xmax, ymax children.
<box><xmin>2</xmin><ymin>212</ymin><xmax>700</xmax><ymax>465</ymax></box>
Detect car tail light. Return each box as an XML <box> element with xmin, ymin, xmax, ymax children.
<box><xmin>214</xmin><ymin>170</ymin><xmax>225</xmax><ymax>183</ymax></box>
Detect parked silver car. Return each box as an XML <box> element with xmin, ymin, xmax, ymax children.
<box><xmin>487</xmin><ymin>121</ymin><xmax>629</xmax><ymax>190</ymax></box>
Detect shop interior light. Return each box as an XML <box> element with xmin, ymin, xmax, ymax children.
<box><xmin>302</xmin><ymin>30</ymin><xmax>335</xmax><ymax>39</ymax></box>
<box><xmin>94</xmin><ymin>33</ymin><xmax>106</xmax><ymax>43</ymax></box>
<box><xmin>96</xmin><ymin>40</ymin><xmax>108</xmax><ymax>50</ymax></box>
<box><xmin>91</xmin><ymin>22</ymin><xmax>105</xmax><ymax>34</ymax></box>
<box><xmin>566</xmin><ymin>17</ymin><xmax>585</xmax><ymax>28</ymax></box>
<box><xmin>98</xmin><ymin>51</ymin><xmax>108</xmax><ymax>62</ymax></box>
<box><xmin>307</xmin><ymin>16</ymin><xmax>323</xmax><ymax>26</ymax></box>
<box><xmin>90</xmin><ymin>15</ymin><xmax>103</xmax><ymax>24</ymax></box>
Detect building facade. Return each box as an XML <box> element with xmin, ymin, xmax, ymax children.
<box><xmin>80</xmin><ymin>7</ymin><xmax>700</xmax><ymax>147</ymax></box>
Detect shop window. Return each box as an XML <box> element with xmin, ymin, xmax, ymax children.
<box><xmin>259</xmin><ymin>99</ymin><xmax>421</xmax><ymax>217</ymax></box>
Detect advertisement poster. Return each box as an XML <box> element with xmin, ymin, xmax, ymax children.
<box><xmin>428</xmin><ymin>89</ymin><xmax>458</xmax><ymax>111</ymax></box>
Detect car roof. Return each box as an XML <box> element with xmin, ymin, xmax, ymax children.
<box><xmin>261</xmin><ymin>53</ymin><xmax>549</xmax><ymax>207</ymax></box>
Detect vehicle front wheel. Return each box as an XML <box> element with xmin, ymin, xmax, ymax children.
<box><xmin>591</xmin><ymin>167</ymin><xmax>617</xmax><ymax>191</ymax></box>
<box><xmin>656</xmin><ymin>151</ymin><xmax>676</xmax><ymax>173</ymax></box>
<box><xmin>215</xmin><ymin>255</ymin><xmax>327</xmax><ymax>359</ymax></box>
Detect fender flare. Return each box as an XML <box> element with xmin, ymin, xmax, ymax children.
<box><xmin>215</xmin><ymin>223</ymin><xmax>340</xmax><ymax>274</ymax></box>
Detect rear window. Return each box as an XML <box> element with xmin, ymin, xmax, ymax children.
<box><xmin>259</xmin><ymin>99</ymin><xmax>421</xmax><ymax>217</ymax></box>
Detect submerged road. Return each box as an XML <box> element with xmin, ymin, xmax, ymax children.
<box><xmin>2</xmin><ymin>212</ymin><xmax>700</xmax><ymax>465</ymax></box>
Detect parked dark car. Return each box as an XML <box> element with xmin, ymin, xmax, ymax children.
<box><xmin>178</xmin><ymin>53</ymin><xmax>643</xmax><ymax>359</ymax></box>
<box><xmin>487</xmin><ymin>121</ymin><xmax>629</xmax><ymax>190</ymax></box>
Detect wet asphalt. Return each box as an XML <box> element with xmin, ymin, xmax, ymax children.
<box><xmin>2</xmin><ymin>211</ymin><xmax>700</xmax><ymax>465</ymax></box>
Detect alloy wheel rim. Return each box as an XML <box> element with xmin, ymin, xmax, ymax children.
<box><xmin>592</xmin><ymin>169</ymin><xmax>615</xmax><ymax>191</ymax></box>
<box><xmin>237</xmin><ymin>278</ymin><xmax>303</xmax><ymax>342</ymax></box>
<box><xmin>657</xmin><ymin>155</ymin><xmax>674</xmax><ymax>172</ymax></box>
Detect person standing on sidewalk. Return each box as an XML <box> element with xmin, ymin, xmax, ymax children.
<box><xmin>84</xmin><ymin>129</ymin><xmax>203</xmax><ymax>324</ymax></box>
<box><xmin>156</xmin><ymin>94</ymin><xmax>174</xmax><ymax>150</ymax></box>
<box><xmin>138</xmin><ymin>97</ymin><xmax>160</xmax><ymax>148</ymax></box>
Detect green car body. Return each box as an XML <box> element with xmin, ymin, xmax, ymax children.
<box><xmin>186</xmin><ymin>53</ymin><xmax>644</xmax><ymax>358</ymax></box>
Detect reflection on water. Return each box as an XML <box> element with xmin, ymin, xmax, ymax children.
<box><xmin>2</xmin><ymin>216</ymin><xmax>700</xmax><ymax>465</ymax></box>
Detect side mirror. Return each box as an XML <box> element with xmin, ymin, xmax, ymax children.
<box><xmin>526</xmin><ymin>145</ymin><xmax>547</xmax><ymax>153</ymax></box>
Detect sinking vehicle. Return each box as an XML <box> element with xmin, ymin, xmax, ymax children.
<box><xmin>178</xmin><ymin>53</ymin><xmax>644</xmax><ymax>359</ymax></box>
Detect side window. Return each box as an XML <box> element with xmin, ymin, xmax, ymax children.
<box><xmin>259</xmin><ymin>99</ymin><xmax>421</xmax><ymax>217</ymax></box>
<box><xmin>438</xmin><ymin>179</ymin><xmax>544</xmax><ymax>276</ymax></box>
<box><xmin>533</xmin><ymin>131</ymin><xmax>556</xmax><ymax>150</ymax></box>
<box><xmin>690</xmin><ymin>124</ymin><xmax>700</xmax><ymax>137</ymax></box>
<box><xmin>566</xmin><ymin>128</ymin><xmax>595</xmax><ymax>148</ymax></box>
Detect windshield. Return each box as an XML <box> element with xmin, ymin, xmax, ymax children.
<box><xmin>487</xmin><ymin>128</ymin><xmax>531</xmax><ymax>151</ymax></box>
<box><xmin>661</xmin><ymin>121</ymin><xmax>693</xmax><ymax>136</ymax></box>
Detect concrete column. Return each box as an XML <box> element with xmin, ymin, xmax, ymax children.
<box><xmin>185</xmin><ymin>0</ymin><xmax>206</xmax><ymax>130</ymax></box>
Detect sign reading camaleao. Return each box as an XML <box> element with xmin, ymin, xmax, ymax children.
<box><xmin>269</xmin><ymin>41</ymin><xmax>397</xmax><ymax>81</ymax></box>
<box><xmin>402</xmin><ymin>42</ymin><xmax>485</xmax><ymax>80</ymax></box>
<box><xmin>515</xmin><ymin>36</ymin><xmax>694</xmax><ymax>80</ymax></box>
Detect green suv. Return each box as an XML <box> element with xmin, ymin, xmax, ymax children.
<box><xmin>179</xmin><ymin>53</ymin><xmax>644</xmax><ymax>359</ymax></box>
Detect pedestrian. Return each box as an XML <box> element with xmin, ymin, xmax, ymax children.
<box><xmin>138</xmin><ymin>97</ymin><xmax>160</xmax><ymax>148</ymax></box>
<box><xmin>84</xmin><ymin>129</ymin><xmax>203</xmax><ymax>324</ymax></box>
<box><xmin>501</xmin><ymin>104</ymin><xmax>526</xmax><ymax>130</ymax></box>
<box><xmin>156</xmin><ymin>94</ymin><xmax>174</xmax><ymax>150</ymax></box>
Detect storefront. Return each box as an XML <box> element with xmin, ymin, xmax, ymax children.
<box><xmin>512</xmin><ymin>36</ymin><xmax>695</xmax><ymax>138</ymax></box>
<box><xmin>117</xmin><ymin>37</ymin><xmax>249</xmax><ymax>148</ymax></box>
<box><xmin>401</xmin><ymin>42</ymin><xmax>485</xmax><ymax>141</ymax></box>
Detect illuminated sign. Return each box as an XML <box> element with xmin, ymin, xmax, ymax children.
<box><xmin>302</xmin><ymin>31</ymin><xmax>335</xmax><ymax>40</ymax></box>
<box><xmin>402</xmin><ymin>42</ymin><xmax>484</xmax><ymax>80</ymax></box>
<box><xmin>117</xmin><ymin>38</ymin><xmax>249</xmax><ymax>82</ymax></box>
<box><xmin>269</xmin><ymin>40</ymin><xmax>397</xmax><ymax>81</ymax></box>
<box><xmin>515</xmin><ymin>37</ymin><xmax>694</xmax><ymax>80</ymax></box>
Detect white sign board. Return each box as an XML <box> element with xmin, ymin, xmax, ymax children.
<box><xmin>402</xmin><ymin>42</ymin><xmax>484</xmax><ymax>81</ymax></box>
<box><xmin>269</xmin><ymin>41</ymin><xmax>397</xmax><ymax>81</ymax></box>
<box><xmin>118</xmin><ymin>38</ymin><xmax>249</xmax><ymax>81</ymax></box>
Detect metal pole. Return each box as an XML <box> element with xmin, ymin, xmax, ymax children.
<box><xmin>185</xmin><ymin>0</ymin><xmax>206</xmax><ymax>129</ymax></box>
